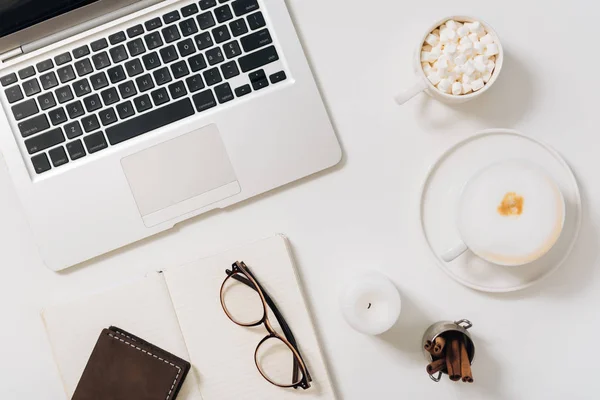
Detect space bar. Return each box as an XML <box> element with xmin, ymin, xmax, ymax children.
<box><xmin>106</xmin><ymin>98</ymin><xmax>195</xmax><ymax>145</ymax></box>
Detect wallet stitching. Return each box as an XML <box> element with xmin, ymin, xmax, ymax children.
<box><xmin>107</xmin><ymin>333</ymin><xmax>182</xmax><ymax>400</ymax></box>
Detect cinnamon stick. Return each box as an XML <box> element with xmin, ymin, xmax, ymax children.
<box><xmin>424</xmin><ymin>340</ymin><xmax>433</xmax><ymax>351</ymax></box>
<box><xmin>426</xmin><ymin>358</ymin><xmax>446</xmax><ymax>375</ymax></box>
<box><xmin>432</xmin><ymin>336</ymin><xmax>446</xmax><ymax>356</ymax></box>
<box><xmin>445</xmin><ymin>336</ymin><xmax>462</xmax><ymax>381</ymax></box>
<box><xmin>460</xmin><ymin>340</ymin><xmax>473</xmax><ymax>383</ymax></box>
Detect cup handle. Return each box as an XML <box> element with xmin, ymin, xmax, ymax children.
<box><xmin>395</xmin><ymin>78</ymin><xmax>428</xmax><ymax>105</ymax></box>
<box><xmin>441</xmin><ymin>241</ymin><xmax>468</xmax><ymax>263</ymax></box>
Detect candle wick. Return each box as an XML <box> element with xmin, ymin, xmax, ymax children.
<box><xmin>367</xmin><ymin>303</ymin><xmax>372</xmax><ymax>310</ymax></box>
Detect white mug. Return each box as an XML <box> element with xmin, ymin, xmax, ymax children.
<box><xmin>442</xmin><ymin>160</ymin><xmax>566</xmax><ymax>266</ymax></box>
<box><xmin>395</xmin><ymin>16</ymin><xmax>504</xmax><ymax>105</ymax></box>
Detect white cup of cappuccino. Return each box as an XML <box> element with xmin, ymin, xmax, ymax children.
<box><xmin>442</xmin><ymin>160</ymin><xmax>566</xmax><ymax>266</ymax></box>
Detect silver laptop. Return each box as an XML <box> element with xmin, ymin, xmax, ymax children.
<box><xmin>0</xmin><ymin>0</ymin><xmax>341</xmax><ymax>271</ymax></box>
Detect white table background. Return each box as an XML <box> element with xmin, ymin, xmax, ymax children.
<box><xmin>1</xmin><ymin>0</ymin><xmax>599</xmax><ymax>399</ymax></box>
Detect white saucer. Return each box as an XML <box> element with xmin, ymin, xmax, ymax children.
<box><xmin>419</xmin><ymin>129</ymin><xmax>582</xmax><ymax>293</ymax></box>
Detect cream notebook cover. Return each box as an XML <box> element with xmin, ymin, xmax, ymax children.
<box><xmin>42</xmin><ymin>235</ymin><xmax>336</xmax><ymax>400</ymax></box>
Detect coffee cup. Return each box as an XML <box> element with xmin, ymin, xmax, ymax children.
<box><xmin>395</xmin><ymin>15</ymin><xmax>504</xmax><ymax>105</ymax></box>
<box><xmin>441</xmin><ymin>160</ymin><xmax>566</xmax><ymax>266</ymax></box>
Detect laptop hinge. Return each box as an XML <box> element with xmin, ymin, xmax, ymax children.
<box><xmin>0</xmin><ymin>47</ymin><xmax>23</xmax><ymax>63</ymax></box>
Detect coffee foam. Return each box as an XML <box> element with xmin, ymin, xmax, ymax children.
<box><xmin>458</xmin><ymin>161</ymin><xmax>565</xmax><ymax>266</ymax></box>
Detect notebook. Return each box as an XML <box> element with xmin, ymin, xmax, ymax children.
<box><xmin>41</xmin><ymin>235</ymin><xmax>336</xmax><ymax>400</ymax></box>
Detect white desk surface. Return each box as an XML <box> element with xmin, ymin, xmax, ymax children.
<box><xmin>1</xmin><ymin>0</ymin><xmax>598</xmax><ymax>399</ymax></box>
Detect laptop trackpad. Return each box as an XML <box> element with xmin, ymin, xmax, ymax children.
<box><xmin>121</xmin><ymin>124</ymin><xmax>240</xmax><ymax>227</ymax></box>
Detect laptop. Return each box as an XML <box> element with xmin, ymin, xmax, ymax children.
<box><xmin>0</xmin><ymin>0</ymin><xmax>341</xmax><ymax>271</ymax></box>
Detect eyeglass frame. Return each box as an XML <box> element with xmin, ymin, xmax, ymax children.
<box><xmin>219</xmin><ymin>261</ymin><xmax>312</xmax><ymax>390</ymax></box>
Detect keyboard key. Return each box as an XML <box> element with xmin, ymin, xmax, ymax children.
<box><xmin>229</xmin><ymin>19</ymin><xmax>248</xmax><ymax>37</ymax></box>
<box><xmin>109</xmin><ymin>45</ymin><xmax>129</xmax><ymax>63</ymax></box>
<box><xmin>106</xmin><ymin>98</ymin><xmax>194</xmax><ymax>145</ymax></box>
<box><xmin>249</xmin><ymin>69</ymin><xmax>268</xmax><ymax>90</ymax></box>
<box><xmin>66</xmin><ymin>100</ymin><xmax>85</xmax><ymax>119</ymax></box>
<box><xmin>221</xmin><ymin>61</ymin><xmax>239</xmax><ymax>79</ymax></box>
<box><xmin>67</xmin><ymin>140</ymin><xmax>86</xmax><ymax>160</ymax></box>
<box><xmin>57</xmin><ymin>65</ymin><xmax>76</xmax><ymax>83</ymax></box>
<box><xmin>32</xmin><ymin>153</ymin><xmax>51</xmax><ymax>174</ymax></box>
<box><xmin>92</xmin><ymin>51</ymin><xmax>111</xmax><ymax>70</ymax></box>
<box><xmin>162</xmin><ymin>25</ymin><xmax>181</xmax><ymax>43</ymax></box>
<box><xmin>186</xmin><ymin>74</ymin><xmax>205</xmax><ymax>92</ymax></box>
<box><xmin>197</xmin><ymin>11</ymin><xmax>216</xmax><ymax>30</ymax></box>
<box><xmin>49</xmin><ymin>146</ymin><xmax>69</xmax><ymax>167</ymax></box>
<box><xmin>232</xmin><ymin>0</ymin><xmax>259</xmax><ymax>16</ymax></box>
<box><xmin>199</xmin><ymin>0</ymin><xmax>217</xmax><ymax>10</ymax></box>
<box><xmin>215</xmin><ymin>5</ymin><xmax>233</xmax><ymax>23</ymax></box>
<box><xmin>48</xmin><ymin>107</ymin><xmax>68</xmax><ymax>125</ymax></box>
<box><xmin>19</xmin><ymin>114</ymin><xmax>49</xmax><ymax>137</ymax></box>
<box><xmin>177</xmin><ymin>38</ymin><xmax>196</xmax><ymax>57</ymax></box>
<box><xmin>171</xmin><ymin>60</ymin><xmax>190</xmax><ymax>79</ymax></box>
<box><xmin>91</xmin><ymin>38</ymin><xmax>109</xmax><ymax>52</ymax></box>
<box><xmin>5</xmin><ymin>86</ymin><xmax>23</xmax><ymax>103</ymax></box>
<box><xmin>82</xmin><ymin>115</ymin><xmax>100</xmax><ymax>132</ymax></box>
<box><xmin>214</xmin><ymin>82</ymin><xmax>234</xmax><ymax>103</ymax></box>
<box><xmin>270</xmin><ymin>70</ymin><xmax>287</xmax><ymax>84</ymax></box>
<box><xmin>163</xmin><ymin>10</ymin><xmax>181</xmax><ymax>24</ymax></box>
<box><xmin>75</xmin><ymin>59</ymin><xmax>94</xmax><ymax>76</ymax></box>
<box><xmin>182</xmin><ymin>4</ymin><xmax>199</xmax><ymax>17</ymax></box>
<box><xmin>84</xmin><ymin>131</ymin><xmax>108</xmax><ymax>153</ymax></box>
<box><xmin>1</xmin><ymin>73</ymin><xmax>17</xmax><ymax>87</ymax></box>
<box><xmin>134</xmin><ymin>94</ymin><xmax>152</xmax><ymax>112</ymax></box>
<box><xmin>73</xmin><ymin>45</ymin><xmax>90</xmax><ymax>59</ymax></box>
<box><xmin>136</xmin><ymin>74</ymin><xmax>155</xmax><ymax>92</ymax></box>
<box><xmin>145</xmin><ymin>17</ymin><xmax>162</xmax><ymax>31</ymax></box>
<box><xmin>23</xmin><ymin>78</ymin><xmax>41</xmax><ymax>96</ymax></box>
<box><xmin>116</xmin><ymin>101</ymin><xmax>135</xmax><ymax>119</ymax></box>
<box><xmin>127</xmin><ymin>38</ymin><xmax>146</xmax><ymax>57</ymax></box>
<box><xmin>239</xmin><ymin>45</ymin><xmax>278</xmax><ymax>72</ymax></box>
<box><xmin>38</xmin><ymin>92</ymin><xmax>56</xmax><ymax>110</ymax></box>
<box><xmin>223</xmin><ymin>40</ymin><xmax>242</xmax><ymax>58</ymax></box>
<box><xmin>84</xmin><ymin>94</ymin><xmax>102</xmax><ymax>112</ymax></box>
<box><xmin>151</xmin><ymin>87</ymin><xmax>170</xmax><ymax>106</ymax></box>
<box><xmin>55</xmin><ymin>86</ymin><xmax>74</xmax><ymax>103</ymax></box>
<box><xmin>18</xmin><ymin>66</ymin><xmax>35</xmax><ymax>79</ymax></box>
<box><xmin>127</xmin><ymin>24</ymin><xmax>145</xmax><ymax>38</ymax></box>
<box><xmin>109</xmin><ymin>31</ymin><xmax>127</xmax><ymax>45</ymax></box>
<box><xmin>25</xmin><ymin>127</ymin><xmax>64</xmax><ymax>154</ymax></box>
<box><xmin>192</xmin><ymin>89</ymin><xmax>217</xmax><ymax>111</ymax></box>
<box><xmin>142</xmin><ymin>52</ymin><xmax>162</xmax><ymax>70</ymax></box>
<box><xmin>72</xmin><ymin>79</ymin><xmax>91</xmax><ymax>98</ymax></box>
<box><xmin>203</xmin><ymin>67</ymin><xmax>222</xmax><ymax>85</ymax></box>
<box><xmin>212</xmin><ymin>25</ymin><xmax>231</xmax><ymax>44</ymax></box>
<box><xmin>247</xmin><ymin>11</ymin><xmax>265</xmax><ymax>30</ymax></box>
<box><xmin>144</xmin><ymin>32</ymin><xmax>163</xmax><ymax>50</ymax></box>
<box><xmin>36</xmin><ymin>59</ymin><xmax>54</xmax><ymax>73</ymax></box>
<box><xmin>118</xmin><ymin>81</ymin><xmax>137</xmax><ymax>99</ymax></box>
<box><xmin>41</xmin><ymin>72</ymin><xmax>59</xmax><ymax>91</ymax></box>
<box><xmin>64</xmin><ymin>120</ymin><xmax>83</xmax><ymax>138</ymax></box>
<box><xmin>188</xmin><ymin>54</ymin><xmax>207</xmax><ymax>72</ymax></box>
<box><xmin>168</xmin><ymin>81</ymin><xmax>187</xmax><ymax>99</ymax></box>
<box><xmin>125</xmin><ymin>59</ymin><xmax>144</xmax><ymax>77</ymax></box>
<box><xmin>241</xmin><ymin>28</ymin><xmax>272</xmax><ymax>52</ymax></box>
<box><xmin>99</xmin><ymin>108</ymin><xmax>118</xmax><ymax>126</ymax></box>
<box><xmin>107</xmin><ymin>66</ymin><xmax>126</xmax><ymax>84</ymax></box>
<box><xmin>179</xmin><ymin>18</ymin><xmax>199</xmax><ymax>37</ymax></box>
<box><xmin>101</xmin><ymin>87</ymin><xmax>119</xmax><ymax>105</ymax></box>
<box><xmin>12</xmin><ymin>99</ymin><xmax>38</xmax><ymax>120</ymax></box>
<box><xmin>160</xmin><ymin>45</ymin><xmax>179</xmax><ymax>63</ymax></box>
<box><xmin>153</xmin><ymin>67</ymin><xmax>172</xmax><ymax>86</ymax></box>
<box><xmin>194</xmin><ymin>32</ymin><xmax>213</xmax><ymax>50</ymax></box>
<box><xmin>206</xmin><ymin>47</ymin><xmax>224</xmax><ymax>65</ymax></box>
<box><xmin>90</xmin><ymin>72</ymin><xmax>109</xmax><ymax>90</ymax></box>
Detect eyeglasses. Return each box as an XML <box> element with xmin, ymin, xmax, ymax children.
<box><xmin>220</xmin><ymin>261</ymin><xmax>312</xmax><ymax>390</ymax></box>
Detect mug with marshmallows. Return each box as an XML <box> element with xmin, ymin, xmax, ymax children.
<box><xmin>396</xmin><ymin>16</ymin><xmax>504</xmax><ymax>105</ymax></box>
<box><xmin>442</xmin><ymin>160</ymin><xmax>566</xmax><ymax>266</ymax></box>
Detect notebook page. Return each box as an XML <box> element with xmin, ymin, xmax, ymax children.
<box><xmin>164</xmin><ymin>235</ymin><xmax>336</xmax><ymax>400</ymax></box>
<box><xmin>41</xmin><ymin>272</ymin><xmax>202</xmax><ymax>399</ymax></box>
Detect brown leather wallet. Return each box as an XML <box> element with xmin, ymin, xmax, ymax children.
<box><xmin>72</xmin><ymin>326</ymin><xmax>191</xmax><ymax>400</ymax></box>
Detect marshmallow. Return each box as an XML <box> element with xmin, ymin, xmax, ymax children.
<box><xmin>473</xmin><ymin>41</ymin><xmax>485</xmax><ymax>55</ymax></box>
<box><xmin>445</xmin><ymin>20</ymin><xmax>460</xmax><ymax>31</ymax></box>
<box><xmin>482</xmin><ymin>71</ymin><xmax>492</xmax><ymax>83</ymax></box>
<box><xmin>469</xmin><ymin>21</ymin><xmax>485</xmax><ymax>37</ymax></box>
<box><xmin>468</xmin><ymin>33</ymin><xmax>480</xmax><ymax>43</ymax></box>
<box><xmin>457</xmin><ymin>25</ymin><xmax>470</xmax><ymax>38</ymax></box>
<box><xmin>443</xmin><ymin>43</ymin><xmax>457</xmax><ymax>56</ymax></box>
<box><xmin>474</xmin><ymin>61</ymin><xmax>487</xmax><ymax>73</ymax></box>
<box><xmin>437</xmin><ymin>55</ymin><xmax>449</xmax><ymax>69</ymax></box>
<box><xmin>421</xmin><ymin>51</ymin><xmax>435</xmax><ymax>62</ymax></box>
<box><xmin>440</xmin><ymin>28</ymin><xmax>457</xmax><ymax>42</ymax></box>
<box><xmin>480</xmin><ymin>34</ymin><xmax>494</xmax><ymax>45</ymax></box>
<box><xmin>471</xmin><ymin>78</ymin><xmax>484</xmax><ymax>91</ymax></box>
<box><xmin>486</xmin><ymin>60</ymin><xmax>496</xmax><ymax>72</ymax></box>
<box><xmin>461</xmin><ymin>74</ymin><xmax>472</xmax><ymax>84</ymax></box>
<box><xmin>454</xmin><ymin>54</ymin><xmax>467</xmax><ymax>66</ymax></box>
<box><xmin>425</xmin><ymin>33</ymin><xmax>440</xmax><ymax>47</ymax></box>
<box><xmin>427</xmin><ymin>73</ymin><xmax>441</xmax><ymax>85</ymax></box>
<box><xmin>430</xmin><ymin>46</ymin><xmax>442</xmax><ymax>59</ymax></box>
<box><xmin>462</xmin><ymin>83</ymin><xmax>473</xmax><ymax>93</ymax></box>
<box><xmin>422</xmin><ymin>62</ymin><xmax>433</xmax><ymax>74</ymax></box>
<box><xmin>452</xmin><ymin>82</ymin><xmax>463</xmax><ymax>95</ymax></box>
<box><xmin>464</xmin><ymin>61</ymin><xmax>476</xmax><ymax>76</ymax></box>
<box><xmin>437</xmin><ymin>78</ymin><xmax>453</xmax><ymax>93</ymax></box>
<box><xmin>485</xmin><ymin>43</ymin><xmax>499</xmax><ymax>56</ymax></box>
<box><xmin>422</xmin><ymin>44</ymin><xmax>432</xmax><ymax>52</ymax></box>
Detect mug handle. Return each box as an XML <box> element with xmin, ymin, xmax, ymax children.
<box><xmin>395</xmin><ymin>78</ymin><xmax>428</xmax><ymax>105</ymax></box>
<box><xmin>441</xmin><ymin>241</ymin><xmax>468</xmax><ymax>263</ymax></box>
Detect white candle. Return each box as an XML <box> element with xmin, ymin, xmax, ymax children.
<box><xmin>340</xmin><ymin>272</ymin><xmax>402</xmax><ymax>335</ymax></box>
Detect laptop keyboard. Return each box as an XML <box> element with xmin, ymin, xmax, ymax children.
<box><xmin>0</xmin><ymin>0</ymin><xmax>287</xmax><ymax>175</ymax></box>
